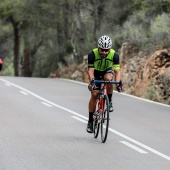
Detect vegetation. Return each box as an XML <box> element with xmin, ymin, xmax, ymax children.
<box><xmin>0</xmin><ymin>0</ymin><xmax>170</xmax><ymax>77</ymax></box>
<box><xmin>145</xmin><ymin>84</ymin><xmax>155</xmax><ymax>100</ymax></box>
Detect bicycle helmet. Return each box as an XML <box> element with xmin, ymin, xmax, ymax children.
<box><xmin>98</xmin><ymin>35</ymin><xmax>112</xmax><ymax>49</ymax></box>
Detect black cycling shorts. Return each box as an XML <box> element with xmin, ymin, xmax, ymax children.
<box><xmin>93</xmin><ymin>68</ymin><xmax>114</xmax><ymax>90</ymax></box>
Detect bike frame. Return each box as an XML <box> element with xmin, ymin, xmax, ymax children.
<box><xmin>96</xmin><ymin>80</ymin><xmax>119</xmax><ymax>116</ymax></box>
<box><xmin>95</xmin><ymin>80</ymin><xmax>120</xmax><ymax>115</ymax></box>
<box><xmin>93</xmin><ymin>80</ymin><xmax>120</xmax><ymax>143</ymax></box>
<box><xmin>97</xmin><ymin>83</ymin><xmax>107</xmax><ymax>117</ymax></box>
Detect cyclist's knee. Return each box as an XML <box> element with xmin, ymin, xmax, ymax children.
<box><xmin>91</xmin><ymin>90</ymin><xmax>99</xmax><ymax>99</ymax></box>
<box><xmin>104</xmin><ymin>73</ymin><xmax>113</xmax><ymax>81</ymax></box>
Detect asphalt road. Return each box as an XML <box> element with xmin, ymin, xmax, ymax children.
<box><xmin>0</xmin><ymin>76</ymin><xmax>170</xmax><ymax>170</ymax></box>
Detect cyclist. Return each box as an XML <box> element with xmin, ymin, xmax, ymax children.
<box><xmin>0</xmin><ymin>58</ymin><xmax>3</xmax><ymax>75</ymax></box>
<box><xmin>86</xmin><ymin>35</ymin><xmax>122</xmax><ymax>133</ymax></box>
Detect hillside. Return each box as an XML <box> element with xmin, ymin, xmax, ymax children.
<box><xmin>120</xmin><ymin>43</ymin><xmax>170</xmax><ymax>105</ymax></box>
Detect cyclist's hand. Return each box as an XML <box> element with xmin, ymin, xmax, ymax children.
<box><xmin>88</xmin><ymin>78</ymin><xmax>95</xmax><ymax>91</ymax></box>
<box><xmin>116</xmin><ymin>80</ymin><xmax>123</xmax><ymax>92</ymax></box>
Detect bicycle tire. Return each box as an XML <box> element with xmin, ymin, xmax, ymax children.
<box><xmin>93</xmin><ymin>112</ymin><xmax>100</xmax><ymax>138</ymax></box>
<box><xmin>101</xmin><ymin>95</ymin><xmax>109</xmax><ymax>143</ymax></box>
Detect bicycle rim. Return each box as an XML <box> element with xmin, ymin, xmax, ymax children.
<box><xmin>93</xmin><ymin>116</ymin><xmax>100</xmax><ymax>138</ymax></box>
<box><xmin>101</xmin><ymin>95</ymin><xmax>109</xmax><ymax>143</ymax></box>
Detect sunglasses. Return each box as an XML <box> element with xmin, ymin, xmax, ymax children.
<box><xmin>100</xmin><ymin>48</ymin><xmax>110</xmax><ymax>52</ymax></box>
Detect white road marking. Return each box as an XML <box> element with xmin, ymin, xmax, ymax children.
<box><xmin>41</xmin><ymin>102</ymin><xmax>53</xmax><ymax>107</ymax></box>
<box><xmin>1</xmin><ymin>78</ymin><xmax>170</xmax><ymax>161</ymax></box>
<box><xmin>108</xmin><ymin>128</ymin><xmax>170</xmax><ymax>161</ymax></box>
<box><xmin>71</xmin><ymin>116</ymin><xmax>87</xmax><ymax>123</ymax></box>
<box><xmin>20</xmin><ymin>91</ymin><xmax>28</xmax><ymax>95</ymax></box>
<box><xmin>120</xmin><ymin>141</ymin><xmax>148</xmax><ymax>154</ymax></box>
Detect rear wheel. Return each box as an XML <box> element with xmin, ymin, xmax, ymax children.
<box><xmin>101</xmin><ymin>95</ymin><xmax>109</xmax><ymax>143</ymax></box>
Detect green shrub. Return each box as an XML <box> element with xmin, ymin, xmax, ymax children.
<box><xmin>145</xmin><ymin>84</ymin><xmax>155</xmax><ymax>100</ymax></box>
<box><xmin>150</xmin><ymin>13</ymin><xmax>170</xmax><ymax>48</ymax></box>
<box><xmin>116</xmin><ymin>14</ymin><xmax>149</xmax><ymax>51</ymax></box>
<box><xmin>3</xmin><ymin>57</ymin><xmax>14</xmax><ymax>76</ymax></box>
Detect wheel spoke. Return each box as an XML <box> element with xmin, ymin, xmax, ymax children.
<box><xmin>93</xmin><ymin>111</ymin><xmax>100</xmax><ymax>138</ymax></box>
<box><xmin>101</xmin><ymin>95</ymin><xmax>109</xmax><ymax>143</ymax></box>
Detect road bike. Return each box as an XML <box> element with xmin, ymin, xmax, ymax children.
<box><xmin>93</xmin><ymin>80</ymin><xmax>119</xmax><ymax>143</ymax></box>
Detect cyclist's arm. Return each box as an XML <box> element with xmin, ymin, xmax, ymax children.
<box><xmin>113</xmin><ymin>52</ymin><xmax>121</xmax><ymax>82</ymax></box>
<box><xmin>88</xmin><ymin>68</ymin><xmax>94</xmax><ymax>81</ymax></box>
<box><xmin>88</xmin><ymin>51</ymin><xmax>95</xmax><ymax>81</ymax></box>
<box><xmin>114</xmin><ymin>69</ymin><xmax>121</xmax><ymax>82</ymax></box>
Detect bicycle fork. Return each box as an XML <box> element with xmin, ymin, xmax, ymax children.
<box><xmin>94</xmin><ymin>98</ymin><xmax>104</xmax><ymax>122</ymax></box>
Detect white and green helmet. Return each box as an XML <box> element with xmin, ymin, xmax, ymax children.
<box><xmin>98</xmin><ymin>35</ymin><xmax>112</xmax><ymax>49</ymax></box>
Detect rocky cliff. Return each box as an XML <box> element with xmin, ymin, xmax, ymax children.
<box><xmin>120</xmin><ymin>43</ymin><xmax>170</xmax><ymax>105</ymax></box>
<box><xmin>51</xmin><ymin>43</ymin><xmax>170</xmax><ymax>105</ymax></box>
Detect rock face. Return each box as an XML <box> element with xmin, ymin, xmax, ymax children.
<box><xmin>120</xmin><ymin>43</ymin><xmax>170</xmax><ymax>105</ymax></box>
<box><xmin>51</xmin><ymin>43</ymin><xmax>170</xmax><ymax>105</ymax></box>
<box><xmin>71</xmin><ymin>55</ymin><xmax>89</xmax><ymax>83</ymax></box>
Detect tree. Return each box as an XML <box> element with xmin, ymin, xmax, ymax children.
<box><xmin>0</xmin><ymin>0</ymin><xmax>26</xmax><ymax>76</ymax></box>
<box><xmin>132</xmin><ymin>0</ymin><xmax>170</xmax><ymax>17</ymax></box>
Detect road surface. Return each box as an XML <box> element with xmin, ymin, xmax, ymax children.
<box><xmin>0</xmin><ymin>76</ymin><xmax>170</xmax><ymax>170</ymax></box>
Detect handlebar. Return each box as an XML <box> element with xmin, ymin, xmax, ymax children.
<box><xmin>94</xmin><ymin>80</ymin><xmax>120</xmax><ymax>84</ymax></box>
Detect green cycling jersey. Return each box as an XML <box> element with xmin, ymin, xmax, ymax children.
<box><xmin>88</xmin><ymin>48</ymin><xmax>120</xmax><ymax>71</ymax></box>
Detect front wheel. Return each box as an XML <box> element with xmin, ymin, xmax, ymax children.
<box><xmin>101</xmin><ymin>95</ymin><xmax>109</xmax><ymax>143</ymax></box>
<box><xmin>93</xmin><ymin>112</ymin><xmax>100</xmax><ymax>138</ymax></box>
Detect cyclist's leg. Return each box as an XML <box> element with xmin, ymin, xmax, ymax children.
<box><xmin>103</xmin><ymin>68</ymin><xmax>114</xmax><ymax>112</ymax></box>
<box><xmin>87</xmin><ymin>90</ymin><xmax>99</xmax><ymax>133</ymax></box>
<box><xmin>88</xmin><ymin>71</ymin><xmax>102</xmax><ymax>122</ymax></box>
<box><xmin>89</xmin><ymin>90</ymin><xmax>98</xmax><ymax>112</ymax></box>
<box><xmin>87</xmin><ymin>72</ymin><xmax>102</xmax><ymax>133</ymax></box>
